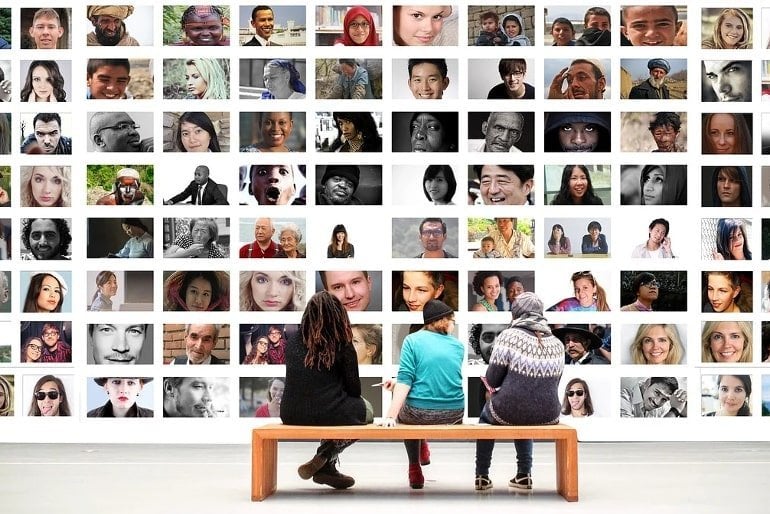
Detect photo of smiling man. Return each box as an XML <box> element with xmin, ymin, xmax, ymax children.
<box><xmin>472</xmin><ymin>164</ymin><xmax>534</xmax><ymax>205</ymax></box>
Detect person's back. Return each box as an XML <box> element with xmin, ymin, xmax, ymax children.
<box><xmin>486</xmin><ymin>314</ymin><xmax>564</xmax><ymax>424</ymax></box>
<box><xmin>400</xmin><ymin>329</ymin><xmax>464</xmax><ymax>409</ymax></box>
<box><xmin>282</xmin><ymin>330</ymin><xmax>365</xmax><ymax>426</ymax></box>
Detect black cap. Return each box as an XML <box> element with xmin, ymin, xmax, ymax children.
<box><xmin>422</xmin><ymin>299</ymin><xmax>454</xmax><ymax>325</ymax></box>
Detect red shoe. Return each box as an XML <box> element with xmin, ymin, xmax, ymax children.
<box><xmin>419</xmin><ymin>440</ymin><xmax>431</xmax><ymax>466</ymax></box>
<box><xmin>408</xmin><ymin>463</ymin><xmax>424</xmax><ymax>489</ymax></box>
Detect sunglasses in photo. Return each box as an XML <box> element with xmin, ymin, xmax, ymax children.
<box><xmin>566</xmin><ymin>390</ymin><xmax>585</xmax><ymax>397</ymax></box>
<box><xmin>35</xmin><ymin>390</ymin><xmax>60</xmax><ymax>401</ymax></box>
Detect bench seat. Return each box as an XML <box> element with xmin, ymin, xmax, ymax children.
<box><xmin>251</xmin><ymin>423</ymin><xmax>578</xmax><ymax>501</ymax></box>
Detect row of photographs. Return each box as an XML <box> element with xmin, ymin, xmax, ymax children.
<box><xmin>3</xmin><ymin>269</ymin><xmax>770</xmax><ymax>314</ymax></box>
<box><xmin>2</xmin><ymin>111</ymin><xmax>770</xmax><ymax>155</ymax></box>
<box><xmin>0</xmin><ymin>373</ymin><xmax>768</xmax><ymax>419</ymax></box>
<box><xmin>1</xmin><ymin>269</ymin><xmax>770</xmax><ymax>314</ymax></box>
<box><xmin>0</xmin><ymin>215</ymin><xmax>769</xmax><ymax>260</ymax></box>
<box><xmin>5</xmin><ymin>6</ymin><xmax>770</xmax><ymax>49</ymax></box>
<box><xmin>2</xmin><ymin>319</ymin><xmax>769</xmax><ymax>365</ymax></box>
<box><xmin>4</xmin><ymin>163</ymin><xmax>770</xmax><ymax>208</ymax></box>
<box><xmin>2</xmin><ymin>57</ymin><xmax>770</xmax><ymax>102</ymax></box>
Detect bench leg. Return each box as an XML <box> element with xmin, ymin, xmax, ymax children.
<box><xmin>252</xmin><ymin>434</ymin><xmax>278</xmax><ymax>501</ymax></box>
<box><xmin>554</xmin><ymin>437</ymin><xmax>579</xmax><ymax>502</ymax></box>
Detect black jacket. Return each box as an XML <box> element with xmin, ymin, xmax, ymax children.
<box><xmin>169</xmin><ymin>179</ymin><xmax>228</xmax><ymax>205</ymax></box>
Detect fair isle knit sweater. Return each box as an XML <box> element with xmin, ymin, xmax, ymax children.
<box><xmin>485</xmin><ymin>313</ymin><xmax>565</xmax><ymax>425</ymax></box>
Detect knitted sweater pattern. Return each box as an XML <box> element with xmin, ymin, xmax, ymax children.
<box><xmin>486</xmin><ymin>314</ymin><xmax>564</xmax><ymax>425</ymax></box>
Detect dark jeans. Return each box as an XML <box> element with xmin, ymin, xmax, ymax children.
<box><xmin>474</xmin><ymin>404</ymin><xmax>533</xmax><ymax>475</ymax></box>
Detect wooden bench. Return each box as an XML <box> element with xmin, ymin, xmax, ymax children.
<box><xmin>251</xmin><ymin>424</ymin><xmax>578</xmax><ymax>502</ymax></box>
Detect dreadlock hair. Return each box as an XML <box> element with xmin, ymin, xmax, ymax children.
<box><xmin>301</xmin><ymin>291</ymin><xmax>353</xmax><ymax>370</ymax></box>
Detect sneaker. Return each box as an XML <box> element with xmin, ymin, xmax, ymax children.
<box><xmin>408</xmin><ymin>463</ymin><xmax>424</xmax><ymax>489</ymax></box>
<box><xmin>297</xmin><ymin>454</ymin><xmax>327</xmax><ymax>480</ymax></box>
<box><xmin>419</xmin><ymin>440</ymin><xmax>431</xmax><ymax>466</ymax></box>
<box><xmin>474</xmin><ymin>474</ymin><xmax>493</xmax><ymax>491</ymax></box>
<box><xmin>312</xmin><ymin>462</ymin><xmax>355</xmax><ymax>490</ymax></box>
<box><xmin>508</xmin><ymin>473</ymin><xmax>533</xmax><ymax>491</ymax></box>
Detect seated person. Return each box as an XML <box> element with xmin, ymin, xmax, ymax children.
<box><xmin>580</xmin><ymin>220</ymin><xmax>608</xmax><ymax>254</ymax></box>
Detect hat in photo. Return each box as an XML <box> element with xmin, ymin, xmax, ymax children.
<box><xmin>30</xmin><ymin>271</ymin><xmax>68</xmax><ymax>297</ymax></box>
<box><xmin>422</xmin><ymin>299</ymin><xmax>454</xmax><ymax>325</ymax></box>
<box><xmin>552</xmin><ymin>324</ymin><xmax>603</xmax><ymax>351</ymax></box>
<box><xmin>321</xmin><ymin>165</ymin><xmax>360</xmax><ymax>190</ymax></box>
<box><xmin>509</xmin><ymin>291</ymin><xmax>544</xmax><ymax>318</ymax></box>
<box><xmin>87</xmin><ymin>6</ymin><xmax>135</xmax><ymax>20</ymax></box>
<box><xmin>93</xmin><ymin>377</ymin><xmax>153</xmax><ymax>387</ymax></box>
<box><xmin>647</xmin><ymin>58</ymin><xmax>670</xmax><ymax>74</ymax></box>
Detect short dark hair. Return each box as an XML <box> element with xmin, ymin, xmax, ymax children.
<box><xmin>632</xmin><ymin>272</ymin><xmax>657</xmax><ymax>294</ymax></box>
<box><xmin>649</xmin><ymin>218</ymin><xmax>669</xmax><ymax>236</ymax></box>
<box><xmin>551</xmin><ymin>17</ymin><xmax>575</xmax><ymax>31</ymax></box>
<box><xmin>587</xmin><ymin>220</ymin><xmax>602</xmax><ymax>232</ymax></box>
<box><xmin>251</xmin><ymin>5</ymin><xmax>273</xmax><ymax>20</ymax></box>
<box><xmin>473</xmin><ymin>164</ymin><xmax>534</xmax><ymax>184</ymax></box>
<box><xmin>622</xmin><ymin>6</ymin><xmax>678</xmax><ymax>26</ymax></box>
<box><xmin>647</xmin><ymin>376</ymin><xmax>678</xmax><ymax>394</ymax></box>
<box><xmin>584</xmin><ymin>6</ymin><xmax>611</xmax><ymax>25</ymax></box>
<box><xmin>319</xmin><ymin>270</ymin><xmax>369</xmax><ymax>290</ymax></box>
<box><xmin>505</xmin><ymin>275</ymin><xmax>523</xmax><ymax>289</ymax></box>
<box><xmin>498</xmin><ymin>59</ymin><xmax>526</xmax><ymax>78</ymax></box>
<box><xmin>408</xmin><ymin>59</ymin><xmax>447</xmax><ymax>79</ymax></box>
<box><xmin>339</xmin><ymin>58</ymin><xmax>356</xmax><ymax>67</ymax></box>
<box><xmin>418</xmin><ymin>217</ymin><xmax>447</xmax><ymax>235</ymax></box>
<box><xmin>33</xmin><ymin>112</ymin><xmax>62</xmax><ymax>128</ymax></box>
<box><xmin>649</xmin><ymin>112</ymin><xmax>681</xmax><ymax>132</ymax></box>
<box><xmin>480</xmin><ymin>11</ymin><xmax>498</xmax><ymax>23</ymax></box>
<box><xmin>87</xmin><ymin>59</ymin><xmax>130</xmax><ymax>77</ymax></box>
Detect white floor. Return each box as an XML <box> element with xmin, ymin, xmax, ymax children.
<box><xmin>1</xmin><ymin>441</ymin><xmax>768</xmax><ymax>513</ymax></box>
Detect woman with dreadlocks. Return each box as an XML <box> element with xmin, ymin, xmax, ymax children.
<box><xmin>281</xmin><ymin>291</ymin><xmax>373</xmax><ymax>490</ymax></box>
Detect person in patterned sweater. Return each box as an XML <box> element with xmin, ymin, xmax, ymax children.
<box><xmin>474</xmin><ymin>292</ymin><xmax>564</xmax><ymax>492</ymax></box>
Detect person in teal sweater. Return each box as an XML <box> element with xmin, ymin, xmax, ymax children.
<box><xmin>383</xmin><ymin>299</ymin><xmax>464</xmax><ymax>489</ymax></box>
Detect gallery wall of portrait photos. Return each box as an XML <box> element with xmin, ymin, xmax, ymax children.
<box><xmin>1</xmin><ymin>1</ymin><xmax>770</xmax><ymax>443</ymax></box>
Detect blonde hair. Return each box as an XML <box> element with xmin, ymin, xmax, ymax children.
<box><xmin>701</xmin><ymin>321</ymin><xmax>753</xmax><ymax>363</ymax></box>
<box><xmin>711</xmin><ymin>8</ymin><xmax>752</xmax><ymax>49</ymax></box>
<box><xmin>186</xmin><ymin>59</ymin><xmax>229</xmax><ymax>99</ymax></box>
<box><xmin>239</xmin><ymin>271</ymin><xmax>305</xmax><ymax>311</ymax></box>
<box><xmin>20</xmin><ymin>166</ymin><xmax>71</xmax><ymax>207</ymax></box>
<box><xmin>630</xmin><ymin>324</ymin><xmax>684</xmax><ymax>365</ymax></box>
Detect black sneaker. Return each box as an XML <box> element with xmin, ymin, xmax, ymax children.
<box><xmin>312</xmin><ymin>462</ymin><xmax>355</xmax><ymax>490</ymax></box>
<box><xmin>474</xmin><ymin>474</ymin><xmax>493</xmax><ymax>491</ymax></box>
<box><xmin>297</xmin><ymin>454</ymin><xmax>328</xmax><ymax>480</ymax></box>
<box><xmin>508</xmin><ymin>473</ymin><xmax>532</xmax><ymax>491</ymax></box>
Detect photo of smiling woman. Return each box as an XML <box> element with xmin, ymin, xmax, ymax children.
<box><xmin>702</xmin><ymin>375</ymin><xmax>752</xmax><ymax>416</ymax></box>
<box><xmin>702</xmin><ymin>113</ymin><xmax>752</xmax><ymax>154</ymax></box>
<box><xmin>168</xmin><ymin>111</ymin><xmax>224</xmax><ymax>152</ymax></box>
<box><xmin>240</xmin><ymin>111</ymin><xmax>304</xmax><ymax>152</ymax></box>
<box><xmin>560</xmin><ymin>378</ymin><xmax>593</xmax><ymax>418</ymax></box>
<box><xmin>701</xmin><ymin>321</ymin><xmax>753</xmax><ymax>363</ymax></box>
<box><xmin>629</xmin><ymin>324</ymin><xmax>685</xmax><ymax>365</ymax></box>
<box><xmin>393</xmin><ymin>5</ymin><xmax>456</xmax><ymax>46</ymax></box>
<box><xmin>333</xmin><ymin>6</ymin><xmax>381</xmax><ymax>46</ymax></box>
<box><xmin>393</xmin><ymin>270</ymin><xmax>458</xmax><ymax>312</ymax></box>
<box><xmin>21</xmin><ymin>337</ymin><xmax>44</xmax><ymax>363</ymax></box>
<box><xmin>26</xmin><ymin>374</ymin><xmax>71</xmax><ymax>417</ymax></box>
<box><xmin>702</xmin><ymin>271</ymin><xmax>752</xmax><ymax>313</ymax></box>
<box><xmin>87</xmin><ymin>377</ymin><xmax>153</xmax><ymax>417</ymax></box>
<box><xmin>239</xmin><ymin>270</ymin><xmax>305</xmax><ymax>311</ymax></box>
